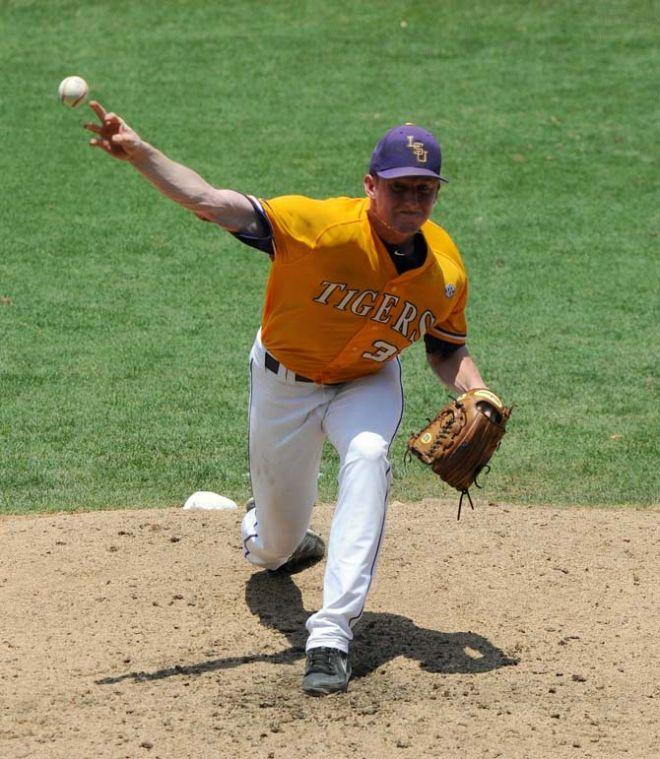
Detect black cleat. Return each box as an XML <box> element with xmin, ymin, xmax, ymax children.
<box><xmin>302</xmin><ymin>647</ymin><xmax>351</xmax><ymax>696</ymax></box>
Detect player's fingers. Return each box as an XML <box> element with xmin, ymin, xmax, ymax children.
<box><xmin>103</xmin><ymin>112</ymin><xmax>122</xmax><ymax>126</ymax></box>
<box><xmin>89</xmin><ymin>137</ymin><xmax>112</xmax><ymax>150</ymax></box>
<box><xmin>88</xmin><ymin>101</ymin><xmax>106</xmax><ymax>121</ymax></box>
<box><xmin>84</xmin><ymin>122</ymin><xmax>102</xmax><ymax>134</ymax></box>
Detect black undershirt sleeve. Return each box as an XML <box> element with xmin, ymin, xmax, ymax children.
<box><xmin>229</xmin><ymin>196</ymin><xmax>274</xmax><ymax>255</ymax></box>
<box><xmin>424</xmin><ymin>334</ymin><xmax>464</xmax><ymax>357</ymax></box>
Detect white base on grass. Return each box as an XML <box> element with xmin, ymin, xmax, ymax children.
<box><xmin>183</xmin><ymin>491</ymin><xmax>238</xmax><ymax>511</ymax></box>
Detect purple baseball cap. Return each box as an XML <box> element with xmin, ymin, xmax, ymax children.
<box><xmin>369</xmin><ymin>124</ymin><xmax>448</xmax><ymax>182</ymax></box>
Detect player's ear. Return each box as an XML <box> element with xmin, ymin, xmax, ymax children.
<box><xmin>364</xmin><ymin>173</ymin><xmax>377</xmax><ymax>199</ymax></box>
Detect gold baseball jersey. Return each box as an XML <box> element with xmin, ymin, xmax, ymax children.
<box><xmin>259</xmin><ymin>195</ymin><xmax>468</xmax><ymax>384</ymax></box>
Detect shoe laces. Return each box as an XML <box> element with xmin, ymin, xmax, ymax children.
<box><xmin>308</xmin><ymin>647</ymin><xmax>341</xmax><ymax>675</ymax></box>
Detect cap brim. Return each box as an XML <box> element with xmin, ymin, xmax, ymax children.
<box><xmin>375</xmin><ymin>166</ymin><xmax>449</xmax><ymax>182</ymax></box>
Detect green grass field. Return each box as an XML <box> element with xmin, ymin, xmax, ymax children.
<box><xmin>1</xmin><ymin>0</ymin><xmax>658</xmax><ymax>513</ymax></box>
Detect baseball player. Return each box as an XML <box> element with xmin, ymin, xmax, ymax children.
<box><xmin>85</xmin><ymin>103</ymin><xmax>489</xmax><ymax>696</ymax></box>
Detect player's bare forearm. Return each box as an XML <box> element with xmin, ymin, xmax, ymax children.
<box><xmin>128</xmin><ymin>144</ymin><xmax>256</xmax><ymax>231</ymax></box>
<box><xmin>426</xmin><ymin>346</ymin><xmax>487</xmax><ymax>395</ymax></box>
<box><xmin>85</xmin><ymin>100</ymin><xmax>258</xmax><ymax>232</ymax></box>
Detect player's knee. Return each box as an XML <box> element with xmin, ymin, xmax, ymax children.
<box><xmin>241</xmin><ymin>512</ymin><xmax>301</xmax><ymax>567</ymax></box>
<box><xmin>243</xmin><ymin>531</ymin><xmax>301</xmax><ymax>568</ymax></box>
<box><xmin>346</xmin><ymin>432</ymin><xmax>389</xmax><ymax>466</ymax></box>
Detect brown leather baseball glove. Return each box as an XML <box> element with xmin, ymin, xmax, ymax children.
<box><xmin>407</xmin><ymin>389</ymin><xmax>512</xmax><ymax>518</ymax></box>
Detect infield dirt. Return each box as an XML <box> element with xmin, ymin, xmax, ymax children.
<box><xmin>1</xmin><ymin>501</ymin><xmax>657</xmax><ymax>759</ymax></box>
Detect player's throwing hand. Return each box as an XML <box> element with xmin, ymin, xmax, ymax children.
<box><xmin>85</xmin><ymin>101</ymin><xmax>143</xmax><ymax>161</ymax></box>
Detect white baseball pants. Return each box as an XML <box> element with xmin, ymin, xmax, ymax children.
<box><xmin>241</xmin><ymin>331</ymin><xmax>404</xmax><ymax>653</ymax></box>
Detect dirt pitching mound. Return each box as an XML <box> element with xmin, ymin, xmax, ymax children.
<box><xmin>1</xmin><ymin>501</ymin><xmax>658</xmax><ymax>758</ymax></box>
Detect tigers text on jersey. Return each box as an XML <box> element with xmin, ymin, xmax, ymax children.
<box><xmin>259</xmin><ymin>195</ymin><xmax>468</xmax><ymax>384</ymax></box>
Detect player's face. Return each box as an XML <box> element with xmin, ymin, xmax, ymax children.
<box><xmin>365</xmin><ymin>175</ymin><xmax>440</xmax><ymax>239</ymax></box>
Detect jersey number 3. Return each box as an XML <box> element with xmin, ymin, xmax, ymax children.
<box><xmin>362</xmin><ymin>340</ymin><xmax>398</xmax><ymax>363</ymax></box>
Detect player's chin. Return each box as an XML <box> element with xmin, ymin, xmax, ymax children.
<box><xmin>393</xmin><ymin>214</ymin><xmax>425</xmax><ymax>234</ymax></box>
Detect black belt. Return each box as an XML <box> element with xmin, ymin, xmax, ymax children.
<box><xmin>265</xmin><ymin>351</ymin><xmax>314</xmax><ymax>383</ymax></box>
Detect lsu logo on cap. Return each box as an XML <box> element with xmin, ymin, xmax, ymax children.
<box><xmin>406</xmin><ymin>135</ymin><xmax>428</xmax><ymax>164</ymax></box>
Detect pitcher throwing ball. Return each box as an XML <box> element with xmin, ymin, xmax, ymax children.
<box><xmin>86</xmin><ymin>103</ymin><xmax>492</xmax><ymax>695</ymax></box>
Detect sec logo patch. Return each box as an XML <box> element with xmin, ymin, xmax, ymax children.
<box><xmin>445</xmin><ymin>283</ymin><xmax>456</xmax><ymax>298</ymax></box>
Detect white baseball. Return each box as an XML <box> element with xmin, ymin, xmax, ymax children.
<box><xmin>182</xmin><ymin>491</ymin><xmax>238</xmax><ymax>511</ymax></box>
<box><xmin>58</xmin><ymin>76</ymin><xmax>89</xmax><ymax>108</ymax></box>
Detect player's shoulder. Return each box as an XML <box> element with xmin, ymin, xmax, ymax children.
<box><xmin>422</xmin><ymin>219</ymin><xmax>465</xmax><ymax>271</ymax></box>
<box><xmin>262</xmin><ymin>195</ymin><xmax>366</xmax><ymax>244</ymax></box>
<box><xmin>264</xmin><ymin>195</ymin><xmax>365</xmax><ymax>220</ymax></box>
